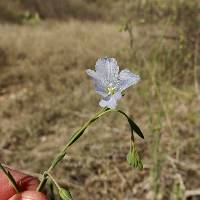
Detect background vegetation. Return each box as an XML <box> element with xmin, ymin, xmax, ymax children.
<box><xmin>0</xmin><ymin>0</ymin><xmax>199</xmax><ymax>199</ymax></box>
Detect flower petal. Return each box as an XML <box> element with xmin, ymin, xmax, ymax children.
<box><xmin>113</xmin><ymin>91</ymin><xmax>122</xmax><ymax>101</ymax></box>
<box><xmin>86</xmin><ymin>69</ymin><xmax>108</xmax><ymax>97</ymax></box>
<box><xmin>99</xmin><ymin>97</ymin><xmax>117</xmax><ymax>109</ymax></box>
<box><xmin>99</xmin><ymin>92</ymin><xmax>122</xmax><ymax>109</ymax></box>
<box><xmin>86</xmin><ymin>69</ymin><xmax>99</xmax><ymax>80</ymax></box>
<box><xmin>95</xmin><ymin>57</ymin><xmax>119</xmax><ymax>84</ymax></box>
<box><xmin>119</xmin><ymin>69</ymin><xmax>140</xmax><ymax>91</ymax></box>
<box><xmin>93</xmin><ymin>79</ymin><xmax>108</xmax><ymax>97</ymax></box>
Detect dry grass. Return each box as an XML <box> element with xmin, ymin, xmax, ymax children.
<box><xmin>0</xmin><ymin>19</ymin><xmax>199</xmax><ymax>200</ymax></box>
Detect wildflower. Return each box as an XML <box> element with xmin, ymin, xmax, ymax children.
<box><xmin>86</xmin><ymin>57</ymin><xmax>140</xmax><ymax>109</ymax></box>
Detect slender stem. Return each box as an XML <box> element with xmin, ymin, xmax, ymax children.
<box><xmin>37</xmin><ymin>108</ymin><xmax>108</xmax><ymax>192</ymax></box>
<box><xmin>0</xmin><ymin>163</ymin><xmax>20</xmax><ymax>193</ymax></box>
<box><xmin>37</xmin><ymin>173</ymin><xmax>48</xmax><ymax>192</ymax></box>
<box><xmin>45</xmin><ymin>172</ymin><xmax>60</xmax><ymax>190</ymax></box>
<box><xmin>95</xmin><ymin>108</ymin><xmax>117</xmax><ymax>118</ymax></box>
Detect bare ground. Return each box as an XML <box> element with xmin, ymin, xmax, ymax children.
<box><xmin>0</xmin><ymin>20</ymin><xmax>199</xmax><ymax>200</ymax></box>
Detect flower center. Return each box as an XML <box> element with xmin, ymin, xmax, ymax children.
<box><xmin>106</xmin><ymin>86</ymin><xmax>116</xmax><ymax>95</ymax></box>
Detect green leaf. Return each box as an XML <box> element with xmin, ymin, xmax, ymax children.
<box><xmin>118</xmin><ymin>110</ymin><xmax>144</xmax><ymax>139</ymax></box>
<box><xmin>127</xmin><ymin>146</ymin><xmax>143</xmax><ymax>170</ymax></box>
<box><xmin>66</xmin><ymin>108</ymin><xmax>109</xmax><ymax>148</ymax></box>
<box><xmin>66</xmin><ymin>127</ymin><xmax>87</xmax><ymax>147</ymax></box>
<box><xmin>59</xmin><ymin>188</ymin><xmax>73</xmax><ymax>200</ymax></box>
<box><xmin>51</xmin><ymin>151</ymin><xmax>66</xmax><ymax>169</ymax></box>
<box><xmin>127</xmin><ymin>117</ymin><xmax>144</xmax><ymax>139</ymax></box>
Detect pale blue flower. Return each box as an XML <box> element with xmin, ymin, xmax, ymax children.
<box><xmin>86</xmin><ymin>57</ymin><xmax>140</xmax><ymax>109</ymax></box>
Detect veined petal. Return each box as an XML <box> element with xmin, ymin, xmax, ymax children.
<box><xmin>119</xmin><ymin>69</ymin><xmax>140</xmax><ymax>91</ymax></box>
<box><xmin>93</xmin><ymin>78</ymin><xmax>108</xmax><ymax>97</ymax></box>
<box><xmin>113</xmin><ymin>91</ymin><xmax>122</xmax><ymax>100</ymax></box>
<box><xmin>95</xmin><ymin>57</ymin><xmax>119</xmax><ymax>84</ymax></box>
<box><xmin>86</xmin><ymin>69</ymin><xmax>99</xmax><ymax>80</ymax></box>
<box><xmin>86</xmin><ymin>69</ymin><xmax>108</xmax><ymax>97</ymax></box>
<box><xmin>99</xmin><ymin>92</ymin><xmax>122</xmax><ymax>109</ymax></box>
<box><xmin>99</xmin><ymin>97</ymin><xmax>117</xmax><ymax>109</ymax></box>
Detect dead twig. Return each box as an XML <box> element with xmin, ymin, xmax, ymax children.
<box><xmin>184</xmin><ymin>189</ymin><xmax>200</xmax><ymax>200</ymax></box>
<box><xmin>167</xmin><ymin>156</ymin><xmax>200</xmax><ymax>174</ymax></box>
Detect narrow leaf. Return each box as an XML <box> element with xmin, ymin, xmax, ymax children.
<box><xmin>67</xmin><ymin>127</ymin><xmax>87</xmax><ymax>147</ymax></box>
<box><xmin>127</xmin><ymin>117</ymin><xmax>144</xmax><ymax>139</ymax></box>
<box><xmin>66</xmin><ymin>108</ymin><xmax>110</xmax><ymax>148</ymax></box>
<box><xmin>59</xmin><ymin>188</ymin><xmax>73</xmax><ymax>200</ymax></box>
<box><xmin>51</xmin><ymin>151</ymin><xmax>66</xmax><ymax>169</ymax></box>
<box><xmin>118</xmin><ymin>110</ymin><xmax>144</xmax><ymax>139</ymax></box>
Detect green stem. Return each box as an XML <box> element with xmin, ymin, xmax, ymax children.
<box><xmin>37</xmin><ymin>108</ymin><xmax>109</xmax><ymax>192</ymax></box>
<box><xmin>45</xmin><ymin>172</ymin><xmax>60</xmax><ymax>190</ymax></box>
<box><xmin>0</xmin><ymin>163</ymin><xmax>20</xmax><ymax>193</ymax></box>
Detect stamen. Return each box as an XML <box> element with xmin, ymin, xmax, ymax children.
<box><xmin>106</xmin><ymin>86</ymin><xmax>116</xmax><ymax>95</ymax></box>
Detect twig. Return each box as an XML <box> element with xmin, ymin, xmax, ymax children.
<box><xmin>150</xmin><ymin>33</ymin><xmax>179</xmax><ymax>41</ymax></box>
<box><xmin>184</xmin><ymin>189</ymin><xmax>200</xmax><ymax>200</ymax></box>
<box><xmin>167</xmin><ymin>156</ymin><xmax>200</xmax><ymax>174</ymax></box>
<box><xmin>58</xmin><ymin>179</ymin><xmax>84</xmax><ymax>191</ymax></box>
<box><xmin>114</xmin><ymin>166</ymin><xmax>130</xmax><ymax>189</ymax></box>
